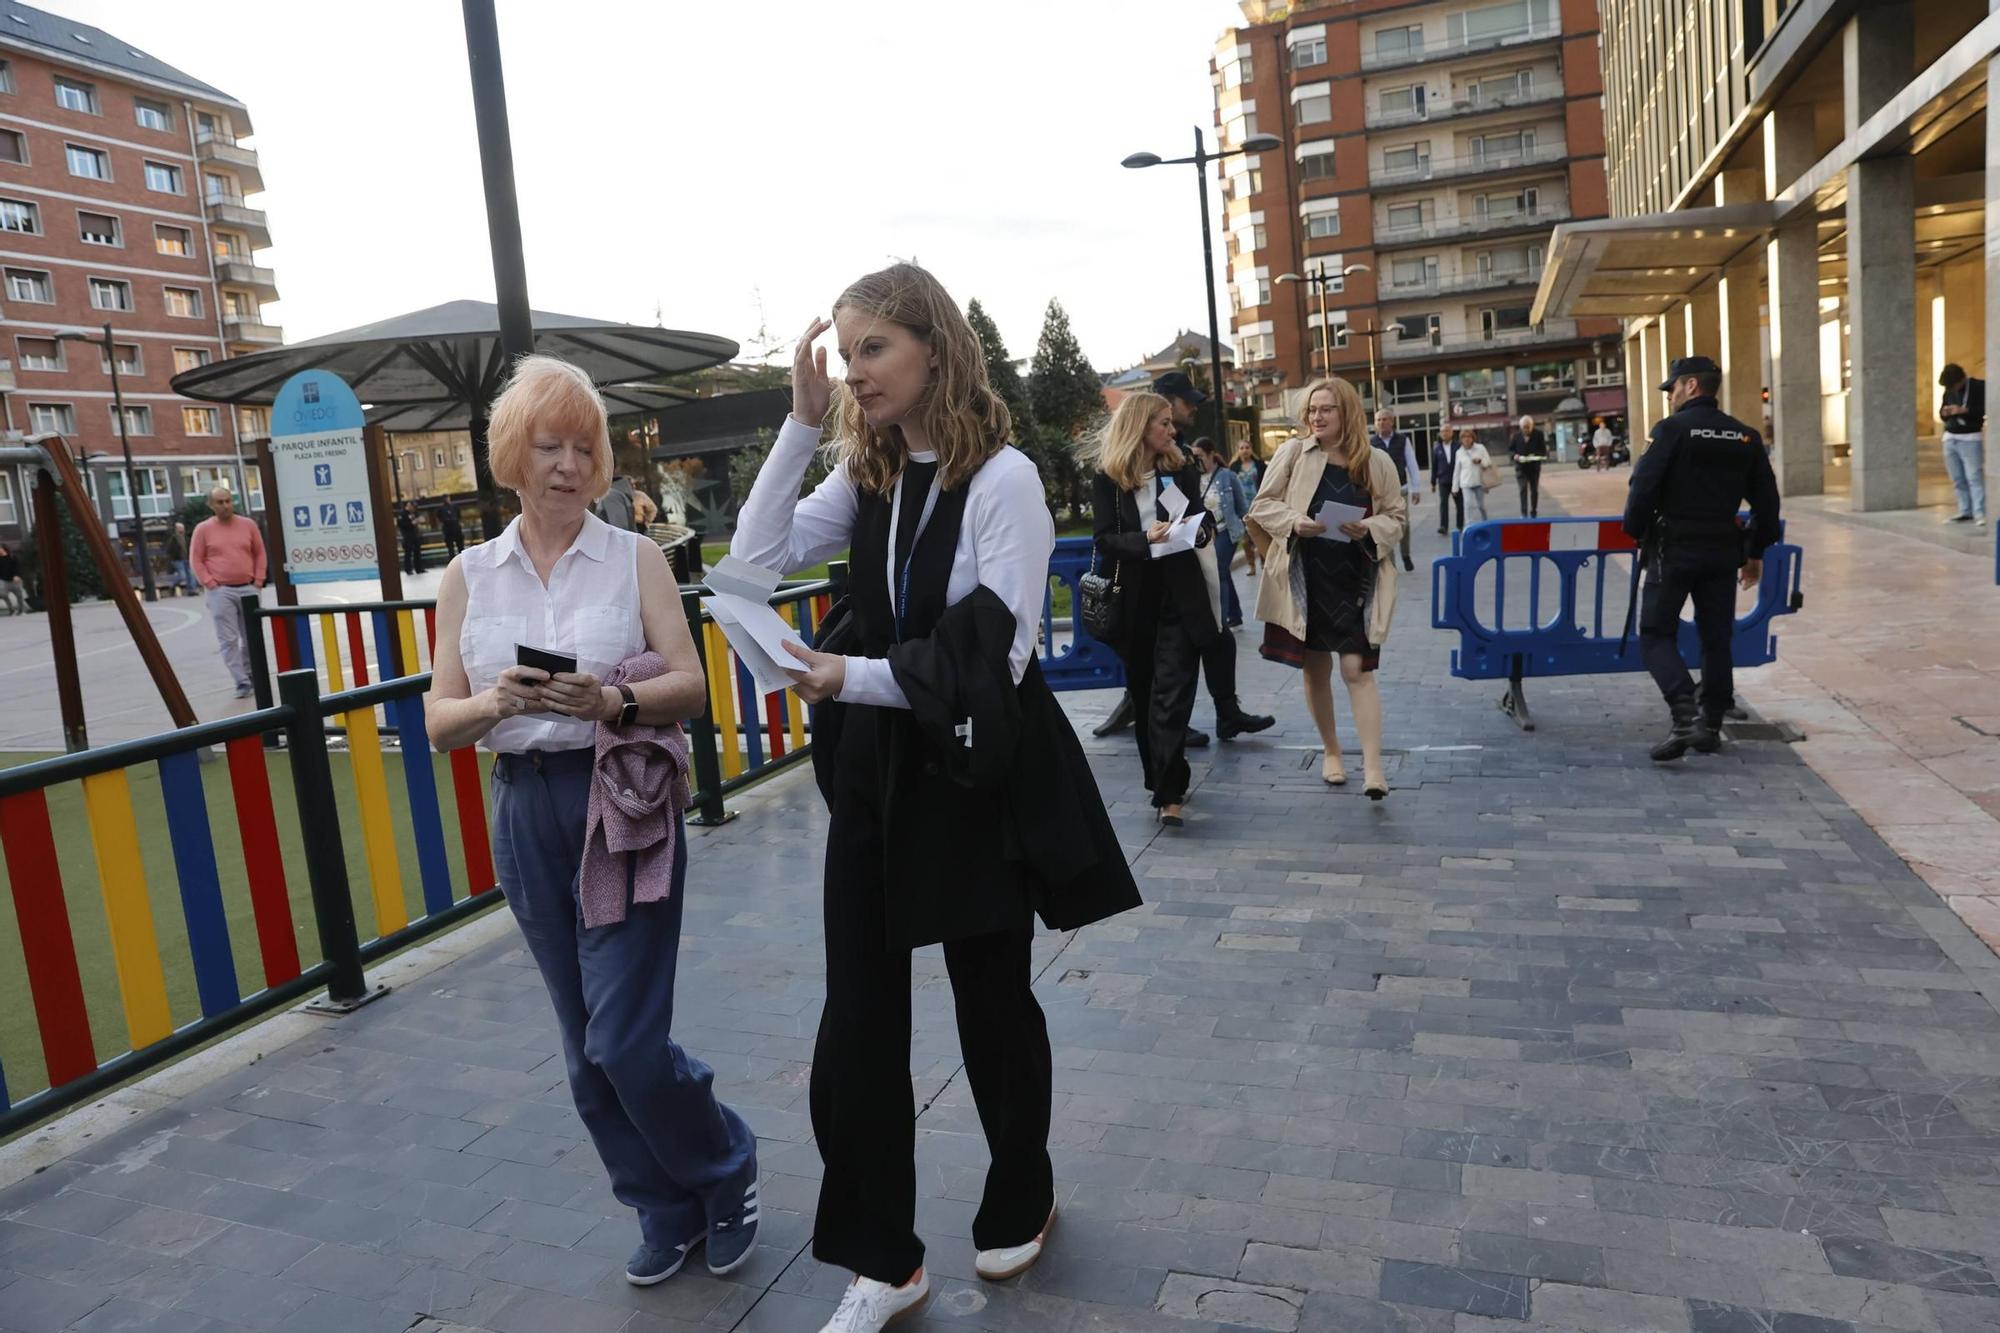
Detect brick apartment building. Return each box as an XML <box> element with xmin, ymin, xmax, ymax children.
<box><xmin>0</xmin><ymin>0</ymin><xmax>278</xmax><ymax>561</ymax></box>
<box><xmin>1214</xmin><ymin>0</ymin><xmax>1627</xmax><ymax>460</ymax></box>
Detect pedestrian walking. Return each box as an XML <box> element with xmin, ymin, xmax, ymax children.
<box><xmin>189</xmin><ymin>487</ymin><xmax>265</xmax><ymax>697</ymax></box>
<box><xmin>1592</xmin><ymin>419</ymin><xmax>1614</xmax><ymax>472</ymax></box>
<box><xmin>163</xmin><ymin>521</ymin><xmax>193</xmax><ymax>596</ymax></box>
<box><xmin>731</xmin><ymin>264</ymin><xmax>1140</xmax><ymax>1332</ymax></box>
<box><xmin>438</xmin><ymin>503</ymin><xmax>465</xmax><ymax>557</ymax></box>
<box><xmin>424</xmin><ymin>354</ymin><xmax>763</xmax><ymax>1290</ymax></box>
<box><xmin>1247</xmin><ymin>377</ymin><xmax>1408</xmax><ymax>799</ymax></box>
<box><xmin>1937</xmin><ymin>363</ymin><xmax>1988</xmax><ymax>526</ymax></box>
<box><xmin>1429</xmin><ymin>435</ymin><xmax>1459</xmax><ymax>534</ymax></box>
<box><xmin>1371</xmin><ymin>409</ymin><xmax>1422</xmax><ymax>571</ymax></box>
<box><xmin>1451</xmin><ymin>427</ymin><xmax>1492</xmax><ymax>527</ymax></box>
<box><xmin>1624</xmin><ymin>355</ymin><xmax>1782</xmax><ymax>761</ymax></box>
<box><xmin>1510</xmin><ymin>414</ymin><xmax>1547</xmax><ymax>516</ymax></box>
<box><xmin>1194</xmin><ymin>437</ymin><xmax>1248</xmax><ymax>628</ymax></box>
<box><xmin>0</xmin><ymin>542</ymin><xmax>26</xmax><ymax>614</ymax></box>
<box><xmin>1230</xmin><ymin>441</ymin><xmax>1264</xmax><ymax>573</ymax></box>
<box><xmin>1089</xmin><ymin>395</ymin><xmax>1221</xmax><ymax>827</ymax></box>
<box><xmin>396</xmin><ymin>501</ymin><xmax>426</xmax><ymax>576</ymax></box>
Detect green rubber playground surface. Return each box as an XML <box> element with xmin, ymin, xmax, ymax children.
<box><xmin>0</xmin><ymin>745</ymin><xmax>496</xmax><ymax>1110</ymax></box>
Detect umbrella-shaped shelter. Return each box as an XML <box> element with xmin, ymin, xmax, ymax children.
<box><xmin>169</xmin><ymin>299</ymin><xmax>739</xmax><ymax>516</ymax></box>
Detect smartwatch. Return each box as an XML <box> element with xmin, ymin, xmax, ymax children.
<box><xmin>615</xmin><ymin>683</ymin><xmax>639</xmax><ymax>728</ymax></box>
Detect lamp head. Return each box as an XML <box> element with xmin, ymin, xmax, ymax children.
<box><xmin>1121</xmin><ymin>152</ymin><xmax>1162</xmax><ymax>169</ymax></box>
<box><xmin>1241</xmin><ymin>133</ymin><xmax>1282</xmax><ymax>153</ymax></box>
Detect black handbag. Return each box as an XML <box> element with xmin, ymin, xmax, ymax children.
<box><xmin>1078</xmin><ymin>502</ymin><xmax>1126</xmax><ymax>646</ymax></box>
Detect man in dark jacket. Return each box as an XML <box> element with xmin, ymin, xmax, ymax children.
<box><xmin>1509</xmin><ymin>415</ymin><xmax>1547</xmax><ymax>516</ymax></box>
<box><xmin>1624</xmin><ymin>355</ymin><xmax>1782</xmax><ymax>761</ymax></box>
<box><xmin>1938</xmin><ymin>362</ymin><xmax>1987</xmax><ymax>526</ymax></box>
<box><xmin>1372</xmin><ymin>409</ymin><xmax>1421</xmax><ymax>570</ymax></box>
<box><xmin>1429</xmin><ymin>437</ymin><xmax>1458</xmax><ymax>534</ymax></box>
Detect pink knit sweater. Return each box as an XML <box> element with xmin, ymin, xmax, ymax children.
<box><xmin>577</xmin><ymin>652</ymin><xmax>691</xmax><ymax>928</ymax></box>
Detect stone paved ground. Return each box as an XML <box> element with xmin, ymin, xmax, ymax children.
<box><xmin>5</xmin><ymin>506</ymin><xmax>2000</xmax><ymax>1332</ymax></box>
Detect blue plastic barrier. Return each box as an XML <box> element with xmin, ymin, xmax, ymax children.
<box><xmin>1431</xmin><ymin>515</ymin><xmax>1803</xmax><ymax>730</ymax></box>
<box><xmin>1041</xmin><ymin>535</ymin><xmax>1127</xmax><ymax>693</ymax></box>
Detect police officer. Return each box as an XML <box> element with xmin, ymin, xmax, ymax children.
<box><xmin>1623</xmin><ymin>355</ymin><xmax>1781</xmax><ymax>761</ymax></box>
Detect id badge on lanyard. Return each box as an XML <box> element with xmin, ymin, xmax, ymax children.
<box><xmin>886</xmin><ymin>467</ymin><xmax>942</xmax><ymax>643</ymax></box>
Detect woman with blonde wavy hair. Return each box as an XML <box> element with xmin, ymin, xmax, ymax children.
<box><xmin>731</xmin><ymin>263</ymin><xmax>1138</xmax><ymax>1333</ymax></box>
<box><xmin>1246</xmin><ymin>376</ymin><xmax>1409</xmax><ymax>798</ymax></box>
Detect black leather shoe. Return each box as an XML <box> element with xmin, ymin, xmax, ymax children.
<box><xmin>1092</xmin><ymin>693</ymin><xmax>1135</xmax><ymax>737</ymax></box>
<box><xmin>1217</xmin><ymin>709</ymin><xmax>1276</xmax><ymax>741</ymax></box>
<box><xmin>1650</xmin><ymin>698</ymin><xmax>1700</xmax><ymax>762</ymax></box>
<box><xmin>1185</xmin><ymin>728</ymin><xmax>1210</xmax><ymax>748</ymax></box>
<box><xmin>1692</xmin><ymin>711</ymin><xmax>1724</xmax><ymax>754</ymax></box>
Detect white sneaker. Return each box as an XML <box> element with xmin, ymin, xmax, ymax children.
<box><xmin>819</xmin><ymin>1268</ymin><xmax>929</xmax><ymax>1332</ymax></box>
<box><xmin>975</xmin><ymin>1204</ymin><xmax>1057</xmax><ymax>1281</ymax></box>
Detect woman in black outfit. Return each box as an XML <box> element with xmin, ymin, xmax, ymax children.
<box><xmin>1087</xmin><ymin>391</ymin><xmax>1221</xmax><ymax>828</ymax></box>
<box><xmin>732</xmin><ymin>263</ymin><xmax>1139</xmax><ymax>1333</ymax></box>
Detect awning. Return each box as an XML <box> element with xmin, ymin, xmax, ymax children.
<box><xmin>1529</xmin><ymin>203</ymin><xmax>1776</xmax><ymax>323</ymax></box>
<box><xmin>1585</xmin><ymin>387</ymin><xmax>1628</xmax><ymax>414</ymax></box>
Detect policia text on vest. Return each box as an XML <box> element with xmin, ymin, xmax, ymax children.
<box><xmin>1622</xmin><ymin>356</ymin><xmax>1782</xmax><ymax>762</ymax></box>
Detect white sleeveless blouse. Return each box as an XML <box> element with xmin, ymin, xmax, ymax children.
<box><xmin>458</xmin><ymin>512</ymin><xmax>647</xmax><ymax>753</ymax></box>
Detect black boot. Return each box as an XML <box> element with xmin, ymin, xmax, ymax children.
<box><xmin>1691</xmin><ymin>708</ymin><xmax>1724</xmax><ymax>754</ymax></box>
<box><xmin>1186</xmin><ymin>727</ymin><xmax>1210</xmax><ymax>748</ymax></box>
<box><xmin>1217</xmin><ymin>702</ymin><xmax>1276</xmax><ymax>741</ymax></box>
<box><xmin>1093</xmin><ymin>692</ymin><xmax>1135</xmax><ymax>737</ymax></box>
<box><xmin>1650</xmin><ymin>697</ymin><xmax>1699</xmax><ymax>762</ymax></box>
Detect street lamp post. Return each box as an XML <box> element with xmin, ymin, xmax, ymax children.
<box><xmin>1276</xmin><ymin>263</ymin><xmax>1372</xmax><ymax>381</ymax></box>
<box><xmin>1349</xmin><ymin>322</ymin><xmax>1408</xmax><ymax>414</ymax></box>
<box><xmin>56</xmin><ymin>324</ymin><xmax>155</xmax><ymax>601</ymax></box>
<box><xmin>1123</xmin><ymin>127</ymin><xmax>1283</xmax><ymax>449</ymax></box>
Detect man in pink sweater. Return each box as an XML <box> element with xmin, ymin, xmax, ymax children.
<box><xmin>189</xmin><ymin>487</ymin><xmax>267</xmax><ymax>698</ymax></box>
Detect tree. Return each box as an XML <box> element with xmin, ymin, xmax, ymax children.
<box><xmin>1028</xmin><ymin>300</ymin><xmax>1103</xmax><ymax>438</ymax></box>
<box><xmin>728</xmin><ymin>427</ymin><xmax>830</xmax><ymax>515</ymax></box>
<box><xmin>967</xmin><ymin>299</ymin><xmax>1036</xmax><ymax>444</ymax></box>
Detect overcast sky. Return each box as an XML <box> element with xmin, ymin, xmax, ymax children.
<box><xmin>45</xmin><ymin>0</ymin><xmax>1247</xmax><ymax>375</ymax></box>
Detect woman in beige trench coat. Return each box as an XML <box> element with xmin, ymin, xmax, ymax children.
<box><xmin>1245</xmin><ymin>377</ymin><xmax>1408</xmax><ymax>797</ymax></box>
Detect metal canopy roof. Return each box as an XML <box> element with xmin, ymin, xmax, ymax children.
<box><xmin>1530</xmin><ymin>203</ymin><xmax>1778</xmax><ymax>323</ymax></box>
<box><xmin>169</xmin><ymin>299</ymin><xmax>737</xmax><ymax>433</ymax></box>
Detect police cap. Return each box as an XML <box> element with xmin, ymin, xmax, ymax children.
<box><xmin>1658</xmin><ymin>355</ymin><xmax>1721</xmax><ymax>393</ymax></box>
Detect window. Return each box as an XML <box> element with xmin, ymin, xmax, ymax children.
<box><xmin>1382</xmin><ymin>375</ymin><xmax>1436</xmax><ymax>406</ymax></box>
<box><xmin>0</xmin><ymin>196</ymin><xmax>36</xmax><ymax>233</ymax></box>
<box><xmin>195</xmin><ymin>111</ymin><xmax>220</xmax><ymax>138</ymax></box>
<box><xmin>17</xmin><ymin>337</ymin><xmax>62</xmax><ymax>371</ymax></box>
<box><xmin>1513</xmin><ymin>361</ymin><xmax>1575</xmax><ymax>391</ymax></box>
<box><xmin>155</xmin><ymin>224</ymin><xmax>192</xmax><ymax>256</ymax></box>
<box><xmin>1467</xmin><ymin>69</ymin><xmax>1533</xmax><ymax>107</ymax></box>
<box><xmin>143</xmin><ymin>160</ymin><xmax>181</xmax><ymax>193</ymax></box>
<box><xmin>4</xmin><ymin>266</ymin><xmax>52</xmax><ymax>302</ymax></box>
<box><xmin>1296</xmin><ymin>93</ymin><xmax>1330</xmax><ymax>125</ymax></box>
<box><xmin>0</xmin><ymin>59</ymin><xmax>13</xmax><ymax>94</ymax></box>
<box><xmin>133</xmin><ymin>98</ymin><xmax>170</xmax><ymax>132</ymax></box>
<box><xmin>223</xmin><ymin>290</ymin><xmax>257</xmax><ymax>318</ymax></box>
<box><xmin>1298</xmin><ymin>142</ymin><xmax>1335</xmax><ymax>181</ymax></box>
<box><xmin>182</xmin><ymin>406</ymin><xmax>220</xmax><ymax>436</ymax></box>
<box><xmin>242</xmin><ymin>469</ymin><xmax>263</xmax><ymax>510</ymax></box>
<box><xmin>455</xmin><ymin>447</ymin><xmax>467</xmax><ymax>464</ymax></box>
<box><xmin>1481</xmin><ymin>305</ymin><xmax>1535</xmax><ymax>337</ymax></box>
<box><xmin>1378</xmin><ymin>85</ymin><xmax>1426</xmax><ymax>118</ymax></box>
<box><xmin>212</xmin><ymin>232</ymin><xmax>247</xmax><ymax>258</ymax></box>
<box><xmin>1477</xmin><ymin>186</ymin><xmax>1540</xmax><ymax>219</ymax></box>
<box><xmin>1471</xmin><ymin>129</ymin><xmax>1533</xmax><ymax>164</ymax></box>
<box><xmin>1584</xmin><ymin>353</ymin><xmax>1624</xmax><ymax>387</ymax></box>
<box><xmin>89</xmin><ymin>277</ymin><xmax>133</xmax><ymax>311</ymax></box>
<box><xmin>172</xmin><ymin>347</ymin><xmax>211</xmax><ymax>373</ymax></box>
<box><xmin>1381</xmin><ymin>143</ymin><xmax>1430</xmax><ymax>175</ymax></box>
<box><xmin>101</xmin><ymin>469</ymin><xmax>168</xmax><ymax>520</ymax></box>
<box><xmin>66</xmin><ymin>144</ymin><xmax>109</xmax><ymax>180</ymax></box>
<box><xmin>163</xmin><ymin>286</ymin><xmax>202</xmax><ymax>318</ymax></box>
<box><xmin>0</xmin><ymin>129</ymin><xmax>24</xmax><ymax>163</ymax></box>
<box><xmin>1448</xmin><ymin>0</ymin><xmax>1552</xmax><ymax>46</ymax></box>
<box><xmin>1291</xmin><ymin>37</ymin><xmax>1327</xmax><ymax>68</ymax></box>
<box><xmin>1398</xmin><ymin>315</ymin><xmax>1441</xmax><ymax>343</ymax></box>
<box><xmin>1305</xmin><ymin>210</ymin><xmax>1341</xmax><ymax>239</ymax></box>
<box><xmin>54</xmin><ymin>78</ymin><xmax>98</xmax><ymax>114</ymax></box>
<box><xmin>77</xmin><ymin>210</ymin><xmax>119</xmax><ymax>245</ymax></box>
<box><xmin>236</xmin><ymin>405</ymin><xmax>270</xmax><ymax>436</ymax></box>
<box><xmin>1222</xmin><ymin>53</ymin><xmax>1252</xmax><ymax>87</ymax></box>
<box><xmin>203</xmin><ymin>172</ymin><xmax>236</xmax><ymax>202</ymax></box>
<box><xmin>434</xmin><ymin>449</ymin><xmax>448</xmax><ymax>467</ymax></box>
<box><xmin>1478</xmin><ymin>243</ymin><xmax>1543</xmax><ymax>280</ymax></box>
<box><xmin>400</xmin><ymin>451</ymin><xmax>417</xmax><ymax>475</ymax></box>
<box><xmin>0</xmin><ymin>471</ymin><xmax>14</xmax><ymax>528</ymax></box>
<box><xmin>1239</xmin><ymin>333</ymin><xmax>1274</xmax><ymax>362</ymax></box>
<box><xmin>1391</xmin><ymin>256</ymin><xmax>1438</xmax><ymax>289</ymax></box>
<box><xmin>1234</xmin><ymin>224</ymin><xmax>1266</xmax><ymax>254</ymax></box>
<box><xmin>28</xmin><ymin>402</ymin><xmax>77</xmax><ymax>434</ymax></box>
<box><xmin>1375</xmin><ymin>24</ymin><xmax>1424</xmax><ymax>58</ymax></box>
<box><xmin>180</xmin><ymin>465</ymin><xmax>235</xmax><ymax>503</ymax></box>
<box><xmin>107</xmin><ymin>403</ymin><xmax>153</xmax><ymax>436</ymax></box>
<box><xmin>1385</xmin><ymin>201</ymin><xmax>1427</xmax><ymax>230</ymax></box>
<box><xmin>99</xmin><ymin>343</ymin><xmax>142</xmax><ymax>376</ymax></box>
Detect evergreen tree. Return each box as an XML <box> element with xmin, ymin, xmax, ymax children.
<box><xmin>966</xmin><ymin>299</ymin><xmax>1035</xmax><ymax>443</ymax></box>
<box><xmin>1028</xmin><ymin>300</ymin><xmax>1103</xmax><ymax>437</ymax></box>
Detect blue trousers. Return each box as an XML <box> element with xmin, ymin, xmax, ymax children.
<box><xmin>1214</xmin><ymin>532</ymin><xmax>1243</xmax><ymax>626</ymax></box>
<box><xmin>491</xmin><ymin>748</ymin><xmax>756</xmax><ymax>1248</ymax></box>
<box><xmin>1943</xmin><ymin>433</ymin><xmax>1987</xmax><ymax>520</ymax></box>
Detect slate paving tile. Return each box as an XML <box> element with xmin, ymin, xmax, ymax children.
<box><xmin>1820</xmin><ymin>1235</ymin><xmax>2000</xmax><ymax>1297</ymax></box>
<box><xmin>1376</xmin><ymin>1259</ymin><xmax>1530</xmax><ymax>1319</ymax></box>
<box><xmin>1687</xmin><ymin>1301</ymin><xmax>1860</xmax><ymax>1333</ymax></box>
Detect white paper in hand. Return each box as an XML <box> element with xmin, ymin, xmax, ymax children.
<box><xmin>701</xmin><ymin>554</ymin><xmax>810</xmax><ymax>694</ymax></box>
<box><xmin>1149</xmin><ymin>513</ymin><xmax>1205</xmax><ymax>558</ymax></box>
<box><xmin>1156</xmin><ymin>480</ymin><xmax>1190</xmax><ymax>525</ymax></box>
<box><xmin>1312</xmin><ymin>500</ymin><xmax>1369</xmax><ymax>542</ymax></box>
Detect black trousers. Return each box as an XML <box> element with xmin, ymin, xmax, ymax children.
<box><xmin>401</xmin><ymin>538</ymin><xmax>424</xmax><ymax>576</ymax></box>
<box><xmin>1516</xmin><ymin>464</ymin><xmax>1541</xmax><ymax>516</ymax></box>
<box><xmin>810</xmin><ymin>758</ymin><xmax>1054</xmax><ymax>1283</ymax></box>
<box><xmin>1125</xmin><ymin>596</ymin><xmax>1204</xmax><ymax>807</ymax></box>
<box><xmin>1639</xmin><ymin>554</ymin><xmax>1737</xmax><ymax>717</ymax></box>
<box><xmin>1434</xmin><ymin>482</ymin><xmax>1453</xmax><ymax>533</ymax></box>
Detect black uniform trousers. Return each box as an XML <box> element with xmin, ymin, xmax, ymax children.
<box><xmin>1515</xmin><ymin>463</ymin><xmax>1541</xmax><ymax>517</ymax></box>
<box><xmin>1638</xmin><ymin>552</ymin><xmax>1737</xmax><ymax>717</ymax></box>
<box><xmin>809</xmin><ymin>718</ymin><xmax>1055</xmax><ymax>1285</ymax></box>
<box><xmin>1122</xmin><ymin>592</ymin><xmax>1204</xmax><ymax>808</ymax></box>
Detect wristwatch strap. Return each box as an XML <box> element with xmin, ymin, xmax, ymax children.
<box><xmin>615</xmin><ymin>683</ymin><xmax>639</xmax><ymax>728</ymax></box>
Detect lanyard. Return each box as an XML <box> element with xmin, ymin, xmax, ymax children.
<box><xmin>886</xmin><ymin>463</ymin><xmax>942</xmax><ymax>643</ymax></box>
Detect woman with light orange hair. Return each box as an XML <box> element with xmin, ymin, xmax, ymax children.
<box><xmin>1246</xmin><ymin>376</ymin><xmax>1408</xmax><ymax>798</ymax></box>
<box><xmin>424</xmin><ymin>354</ymin><xmax>762</xmax><ymax>1289</ymax></box>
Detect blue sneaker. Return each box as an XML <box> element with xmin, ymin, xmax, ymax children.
<box><xmin>626</xmin><ymin>1233</ymin><xmax>702</xmax><ymax>1286</ymax></box>
<box><xmin>706</xmin><ymin>1183</ymin><xmax>760</xmax><ymax>1276</ymax></box>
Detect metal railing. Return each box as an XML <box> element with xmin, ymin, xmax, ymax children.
<box><xmin>1359</xmin><ymin>19</ymin><xmax>1564</xmax><ymax>72</ymax></box>
<box><xmin>1370</xmin><ymin>141</ymin><xmax>1569</xmax><ymax>187</ymax></box>
<box><xmin>1374</xmin><ymin>204</ymin><xmax>1570</xmax><ymax>247</ymax></box>
<box><xmin>1383</xmin><ymin>318</ymin><xmax>1581</xmax><ymax>360</ymax></box>
<box><xmin>1365</xmin><ymin>84</ymin><xmax>1565</xmax><ymax>130</ymax></box>
<box><xmin>1381</xmin><ymin>267</ymin><xmax>1542</xmax><ymax>300</ymax></box>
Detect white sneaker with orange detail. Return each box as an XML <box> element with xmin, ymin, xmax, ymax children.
<box><xmin>819</xmin><ymin>1267</ymin><xmax>929</xmax><ymax>1332</ymax></box>
<box><xmin>974</xmin><ymin>1203</ymin><xmax>1057</xmax><ymax>1281</ymax></box>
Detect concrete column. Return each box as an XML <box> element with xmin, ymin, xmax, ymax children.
<box><xmin>1634</xmin><ymin>322</ymin><xmax>1659</xmax><ymax>447</ymax></box>
<box><xmin>1843</xmin><ymin>2</ymin><xmax>1918</xmax><ymax>511</ymax></box>
<box><xmin>1915</xmin><ymin>267</ymin><xmax>1940</xmax><ymax>439</ymax></box>
<box><xmin>1686</xmin><ymin>287</ymin><xmax>1722</xmax><ymax>362</ymax></box>
<box><xmin>1713</xmin><ymin>168</ymin><xmax>1767</xmax><ymax>429</ymax></box>
<box><xmin>1987</xmin><ymin>52</ymin><xmax>2000</xmax><ymax>512</ymax></box>
<box><xmin>1766</xmin><ymin>99</ymin><xmax>1824</xmax><ymax>495</ymax></box>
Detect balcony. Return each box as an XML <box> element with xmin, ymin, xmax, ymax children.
<box><xmin>222</xmin><ymin>314</ymin><xmax>283</xmax><ymax>346</ymax></box>
<box><xmin>1363</xmin><ymin>83</ymin><xmax>1566</xmax><ymax>131</ymax></box>
<box><xmin>1382</xmin><ymin>317</ymin><xmax>1581</xmax><ymax>361</ymax></box>
<box><xmin>1370</xmin><ymin>140</ymin><xmax>1569</xmax><ymax>188</ymax></box>
<box><xmin>1378</xmin><ymin>267</ymin><xmax>1543</xmax><ymax>301</ymax></box>
<box><xmin>193</xmin><ymin>130</ymin><xmax>263</xmax><ymax>194</ymax></box>
<box><xmin>1360</xmin><ymin>19</ymin><xmax>1563</xmax><ymax>73</ymax></box>
<box><xmin>1373</xmin><ymin>203</ymin><xmax>1570</xmax><ymax>248</ymax></box>
<box><xmin>203</xmin><ymin>192</ymin><xmax>271</xmax><ymax>248</ymax></box>
<box><xmin>214</xmin><ymin>256</ymin><xmax>280</xmax><ymax>302</ymax></box>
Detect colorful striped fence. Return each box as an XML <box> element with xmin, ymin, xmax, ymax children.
<box><xmin>0</xmin><ymin>666</ymin><xmax>499</xmax><ymax>1137</ymax></box>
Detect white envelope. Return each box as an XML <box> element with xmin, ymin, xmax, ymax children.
<box><xmin>700</xmin><ymin>554</ymin><xmax>812</xmax><ymax>695</ymax></box>
<box><xmin>1157</xmin><ymin>481</ymin><xmax>1190</xmax><ymax>524</ymax></box>
<box><xmin>1312</xmin><ymin>500</ymin><xmax>1370</xmax><ymax>542</ymax></box>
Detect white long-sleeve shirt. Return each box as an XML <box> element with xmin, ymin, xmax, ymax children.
<box><xmin>730</xmin><ymin>417</ymin><xmax>1055</xmax><ymax>709</ymax></box>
